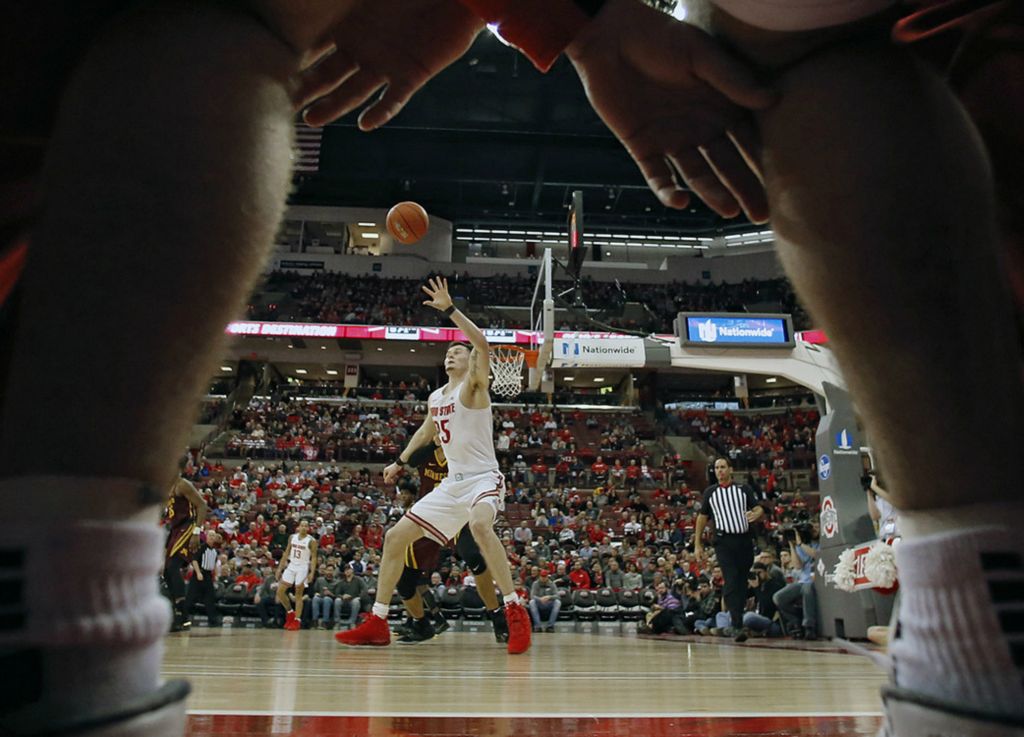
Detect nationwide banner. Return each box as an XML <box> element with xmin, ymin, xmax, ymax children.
<box><xmin>552</xmin><ymin>336</ymin><xmax>647</xmax><ymax>367</ymax></box>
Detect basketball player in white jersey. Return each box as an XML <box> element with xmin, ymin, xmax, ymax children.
<box><xmin>337</xmin><ymin>276</ymin><xmax>531</xmax><ymax>654</ymax></box>
<box><xmin>276</xmin><ymin>518</ymin><xmax>317</xmax><ymax>631</ymax></box>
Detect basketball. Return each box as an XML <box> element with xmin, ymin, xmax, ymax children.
<box><xmin>386</xmin><ymin>201</ymin><xmax>429</xmax><ymax>244</ymax></box>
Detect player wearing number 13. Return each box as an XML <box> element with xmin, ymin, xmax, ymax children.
<box><xmin>336</xmin><ymin>277</ymin><xmax>531</xmax><ymax>654</ymax></box>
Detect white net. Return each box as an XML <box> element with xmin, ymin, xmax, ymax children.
<box><xmin>490</xmin><ymin>346</ymin><xmax>526</xmax><ymax>398</ymax></box>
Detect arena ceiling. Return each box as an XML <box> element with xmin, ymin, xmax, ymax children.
<box><xmin>292</xmin><ymin>30</ymin><xmax>760</xmax><ymax>238</ymax></box>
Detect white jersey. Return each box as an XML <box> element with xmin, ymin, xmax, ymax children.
<box><xmin>289</xmin><ymin>533</ymin><xmax>313</xmax><ymax>565</ymax></box>
<box><xmin>428</xmin><ymin>379</ymin><xmax>498</xmax><ymax>478</ymax></box>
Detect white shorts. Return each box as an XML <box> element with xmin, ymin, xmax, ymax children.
<box><xmin>713</xmin><ymin>0</ymin><xmax>895</xmax><ymax>31</ymax></box>
<box><xmin>406</xmin><ymin>469</ymin><xmax>505</xmax><ymax>545</ymax></box>
<box><xmin>281</xmin><ymin>562</ymin><xmax>310</xmax><ymax>587</ymax></box>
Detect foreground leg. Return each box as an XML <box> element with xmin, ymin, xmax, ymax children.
<box><xmin>716</xmin><ymin>10</ymin><xmax>1024</xmax><ymax>730</ymax></box>
<box><xmin>0</xmin><ymin>7</ymin><xmax>297</xmax><ymax>732</ymax></box>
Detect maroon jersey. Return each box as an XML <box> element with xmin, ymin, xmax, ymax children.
<box><xmin>164</xmin><ymin>493</ymin><xmax>196</xmax><ymax>562</ymax></box>
<box><xmin>403</xmin><ymin>447</ymin><xmax>449</xmax><ymax>569</ymax></box>
<box><xmin>417</xmin><ymin>446</ymin><xmax>448</xmax><ymax>497</ymax></box>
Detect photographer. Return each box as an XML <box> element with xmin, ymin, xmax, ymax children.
<box><xmin>742</xmin><ymin>563</ymin><xmax>785</xmax><ymax>637</ymax></box>
<box><xmin>772</xmin><ymin>522</ymin><xmax>820</xmax><ymax>639</ymax></box>
<box><xmin>643</xmin><ymin>581</ymin><xmax>683</xmax><ymax>635</ymax></box>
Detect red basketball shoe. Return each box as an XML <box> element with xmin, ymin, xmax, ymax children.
<box><xmin>335</xmin><ymin>614</ymin><xmax>391</xmax><ymax>646</ymax></box>
<box><xmin>505</xmin><ymin>602</ymin><xmax>531</xmax><ymax>654</ymax></box>
<box><xmin>284</xmin><ymin>618</ymin><xmax>301</xmax><ymax>631</ymax></box>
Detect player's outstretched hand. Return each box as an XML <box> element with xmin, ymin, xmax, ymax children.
<box><xmin>566</xmin><ymin>0</ymin><xmax>776</xmax><ymax>223</ymax></box>
<box><xmin>421</xmin><ymin>276</ymin><xmax>454</xmax><ymax>312</ymax></box>
<box><xmin>297</xmin><ymin>0</ymin><xmax>484</xmax><ymax>130</ymax></box>
<box><xmin>383</xmin><ymin>462</ymin><xmax>403</xmax><ymax>485</ymax></box>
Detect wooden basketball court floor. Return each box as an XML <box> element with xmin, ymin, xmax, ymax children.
<box><xmin>165</xmin><ymin>627</ymin><xmax>887</xmax><ymax>737</ymax></box>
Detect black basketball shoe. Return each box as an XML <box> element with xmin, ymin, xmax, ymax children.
<box><xmin>397</xmin><ymin>617</ymin><xmax>436</xmax><ymax>644</ymax></box>
<box><xmin>491</xmin><ymin>607</ymin><xmax>509</xmax><ymax>643</ymax></box>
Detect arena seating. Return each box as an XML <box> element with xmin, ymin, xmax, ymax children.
<box><xmin>249</xmin><ymin>271</ymin><xmax>812</xmax><ymax>334</ymax></box>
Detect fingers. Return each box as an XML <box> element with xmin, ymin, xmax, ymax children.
<box><xmin>632</xmin><ymin>152</ymin><xmax>690</xmax><ymax>209</ymax></box>
<box><xmin>303</xmin><ymin>68</ymin><xmax>387</xmax><ymax>127</ymax></box>
<box><xmin>699</xmin><ymin>137</ymin><xmax>769</xmax><ymax>224</ymax></box>
<box><xmin>357</xmin><ymin>77</ymin><xmax>422</xmax><ymax>131</ymax></box>
<box><xmin>668</xmin><ymin>148</ymin><xmax>741</xmax><ymax>219</ymax></box>
<box><xmin>296</xmin><ymin>46</ymin><xmax>359</xmax><ymax>112</ymax></box>
<box><xmin>688</xmin><ymin>30</ymin><xmax>778</xmax><ymax>111</ymax></box>
<box><xmin>728</xmin><ymin>118</ymin><xmax>763</xmax><ymax>180</ymax></box>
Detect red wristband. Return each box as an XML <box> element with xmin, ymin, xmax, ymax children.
<box><xmin>457</xmin><ymin>0</ymin><xmax>592</xmax><ymax>72</ymax></box>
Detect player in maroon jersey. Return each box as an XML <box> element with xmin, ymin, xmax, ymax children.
<box><xmin>163</xmin><ymin>475</ymin><xmax>207</xmax><ymax>631</ymax></box>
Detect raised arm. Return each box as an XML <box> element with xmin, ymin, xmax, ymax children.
<box><xmin>176</xmin><ymin>477</ymin><xmax>208</xmax><ymax>524</ymax></box>
<box><xmin>422</xmin><ymin>277</ymin><xmax>491</xmax><ymax>395</ymax></box>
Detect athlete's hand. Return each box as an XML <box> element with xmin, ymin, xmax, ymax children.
<box><xmin>421</xmin><ymin>276</ymin><xmax>454</xmax><ymax>312</ymax></box>
<box><xmin>297</xmin><ymin>0</ymin><xmax>484</xmax><ymax>130</ymax></box>
<box><xmin>693</xmin><ymin>544</ymin><xmax>705</xmax><ymax>562</ymax></box>
<box><xmin>566</xmin><ymin>0</ymin><xmax>776</xmax><ymax>222</ymax></box>
<box><xmin>196</xmin><ymin>572</ymin><xmax>204</xmax><ymax>582</ymax></box>
<box><xmin>383</xmin><ymin>462</ymin><xmax>403</xmax><ymax>485</ymax></box>
<box><xmin>246</xmin><ymin>0</ymin><xmax>357</xmax><ymax>59</ymax></box>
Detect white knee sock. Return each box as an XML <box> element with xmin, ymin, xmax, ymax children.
<box><xmin>0</xmin><ymin>477</ymin><xmax>172</xmax><ymax>731</ymax></box>
<box><xmin>890</xmin><ymin>516</ymin><xmax>1024</xmax><ymax>717</ymax></box>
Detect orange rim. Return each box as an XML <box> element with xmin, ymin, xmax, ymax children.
<box><xmin>491</xmin><ymin>345</ymin><xmax>539</xmax><ymax>369</ymax></box>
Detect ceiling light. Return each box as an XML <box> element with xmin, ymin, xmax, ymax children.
<box><xmin>220</xmin><ymin>366</ymin><xmax>232</xmax><ymax>372</ymax></box>
<box><xmin>320</xmin><ymin>345</ymin><xmax>327</xmax><ymax>350</ymax></box>
<box><xmin>357</xmin><ymin>221</ymin><xmax>375</xmax><ymax>227</ymax></box>
<box><xmin>765</xmin><ymin>377</ymin><xmax>778</xmax><ymax>384</ymax></box>
<box><xmin>326</xmin><ymin>369</ymin><xmax>338</xmax><ymax>375</ymax></box>
<box><xmin>295</xmin><ymin>369</ymin><xmax>307</xmax><ymax>375</ymax></box>
<box><xmin>361</xmin><ymin>232</ymin><xmax>379</xmax><ymax>239</ymax></box>
<box><xmin>376</xmin><ymin>347</ymin><xmax>383</xmax><ymax>351</ymax></box>
<box><xmin>563</xmin><ymin>377</ymin><xmax>575</xmax><ymax>382</ymax></box>
<box><xmin>593</xmin><ymin>377</ymin><xmax>605</xmax><ymax>383</ymax></box>
<box><xmin>410</xmin><ymin>348</ymin><xmax>416</xmax><ymax>352</ymax></box>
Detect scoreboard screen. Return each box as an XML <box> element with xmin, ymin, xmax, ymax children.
<box><xmin>677</xmin><ymin>313</ymin><xmax>795</xmax><ymax>348</ymax></box>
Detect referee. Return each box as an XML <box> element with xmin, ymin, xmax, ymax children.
<box><xmin>185</xmin><ymin>531</ymin><xmax>221</xmax><ymax>627</ymax></box>
<box><xmin>694</xmin><ymin>457</ymin><xmax>764</xmax><ymax>642</ymax></box>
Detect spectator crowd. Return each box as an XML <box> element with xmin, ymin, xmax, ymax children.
<box><xmin>248</xmin><ymin>271</ymin><xmax>811</xmax><ymax>335</ymax></box>
<box><xmin>172</xmin><ymin>400</ymin><xmax>822</xmax><ymax>638</ymax></box>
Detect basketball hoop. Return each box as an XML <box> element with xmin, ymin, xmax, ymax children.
<box><xmin>489</xmin><ymin>345</ymin><xmax>538</xmax><ymax>399</ymax></box>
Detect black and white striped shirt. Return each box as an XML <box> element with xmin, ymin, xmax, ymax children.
<box><xmin>701</xmin><ymin>483</ymin><xmax>758</xmax><ymax>535</ymax></box>
<box><xmin>198</xmin><ymin>544</ymin><xmax>218</xmax><ymax>572</ymax></box>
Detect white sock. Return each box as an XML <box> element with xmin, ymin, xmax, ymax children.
<box><xmin>0</xmin><ymin>509</ymin><xmax>170</xmax><ymax>728</ymax></box>
<box><xmin>372</xmin><ymin>602</ymin><xmax>389</xmax><ymax>619</ymax></box>
<box><xmin>889</xmin><ymin>524</ymin><xmax>1024</xmax><ymax>717</ymax></box>
<box><xmin>503</xmin><ymin>592</ymin><xmax>520</xmax><ymax>606</ymax></box>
